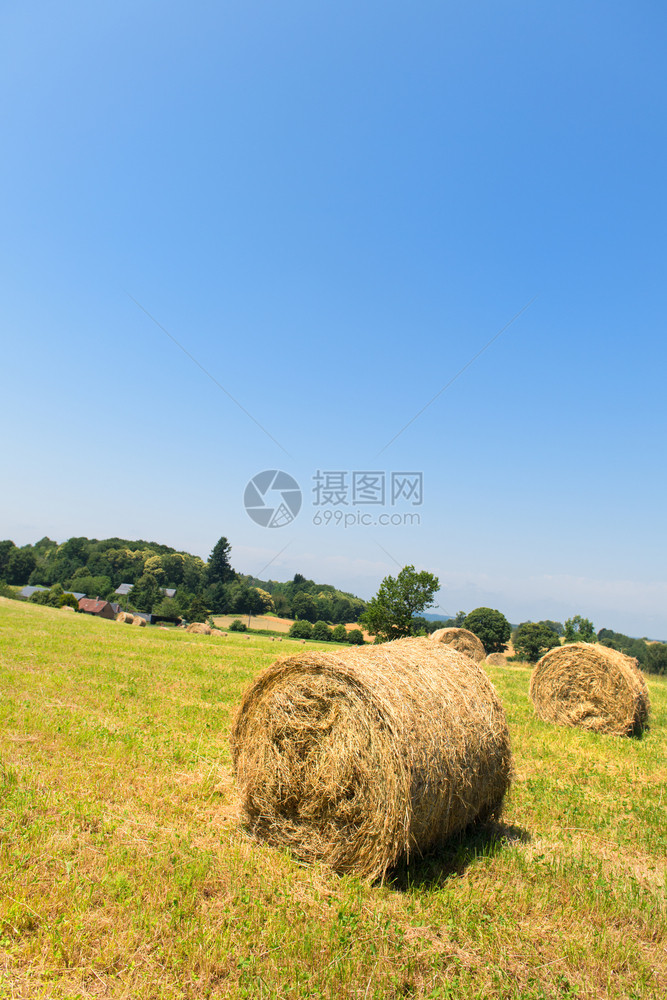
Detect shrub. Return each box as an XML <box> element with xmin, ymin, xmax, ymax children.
<box><xmin>289</xmin><ymin>620</ymin><xmax>313</xmax><ymax>639</ymax></box>
<box><xmin>229</xmin><ymin>619</ymin><xmax>247</xmax><ymax>632</ymax></box>
<box><xmin>347</xmin><ymin>629</ymin><xmax>364</xmax><ymax>645</ymax></box>
<box><xmin>312</xmin><ymin>620</ymin><xmax>332</xmax><ymax>642</ymax></box>
<box><xmin>331</xmin><ymin>624</ymin><xmax>348</xmax><ymax>643</ymax></box>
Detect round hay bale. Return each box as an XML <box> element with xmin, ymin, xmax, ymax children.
<box><xmin>230</xmin><ymin>636</ymin><xmax>512</xmax><ymax>880</ymax></box>
<box><xmin>60</xmin><ymin>604</ymin><xmax>75</xmax><ymax>613</ymax></box>
<box><xmin>132</xmin><ymin>615</ymin><xmax>146</xmax><ymax>627</ymax></box>
<box><xmin>485</xmin><ymin>652</ymin><xmax>507</xmax><ymax>666</ymax></box>
<box><xmin>116</xmin><ymin>612</ymin><xmax>134</xmax><ymax>624</ymax></box>
<box><xmin>186</xmin><ymin>623</ymin><xmax>211</xmax><ymax>635</ymax></box>
<box><xmin>530</xmin><ymin>643</ymin><xmax>650</xmax><ymax>736</ymax></box>
<box><xmin>210</xmin><ymin>628</ymin><xmax>225</xmax><ymax>636</ymax></box>
<box><xmin>431</xmin><ymin>627</ymin><xmax>485</xmax><ymax>663</ymax></box>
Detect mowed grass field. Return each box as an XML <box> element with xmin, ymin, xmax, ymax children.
<box><xmin>1</xmin><ymin>598</ymin><xmax>666</xmax><ymax>1000</ymax></box>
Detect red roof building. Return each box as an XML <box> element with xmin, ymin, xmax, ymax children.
<box><xmin>78</xmin><ymin>598</ymin><xmax>115</xmax><ymax>619</ymax></box>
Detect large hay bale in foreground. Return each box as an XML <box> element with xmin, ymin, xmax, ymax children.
<box><xmin>230</xmin><ymin>636</ymin><xmax>511</xmax><ymax>880</ymax></box>
<box><xmin>530</xmin><ymin>643</ymin><xmax>650</xmax><ymax>736</ymax></box>
<box><xmin>186</xmin><ymin>622</ymin><xmax>211</xmax><ymax>635</ymax></box>
<box><xmin>431</xmin><ymin>627</ymin><xmax>485</xmax><ymax>663</ymax></box>
<box><xmin>116</xmin><ymin>612</ymin><xmax>134</xmax><ymax>624</ymax></box>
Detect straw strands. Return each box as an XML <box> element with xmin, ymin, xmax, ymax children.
<box><xmin>186</xmin><ymin>623</ymin><xmax>211</xmax><ymax>634</ymax></box>
<box><xmin>529</xmin><ymin>642</ymin><xmax>650</xmax><ymax>736</ymax></box>
<box><xmin>230</xmin><ymin>637</ymin><xmax>512</xmax><ymax>880</ymax></box>
<box><xmin>431</xmin><ymin>627</ymin><xmax>485</xmax><ymax>663</ymax></box>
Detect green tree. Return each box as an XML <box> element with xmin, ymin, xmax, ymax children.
<box><xmin>346</xmin><ymin>628</ymin><xmax>364</xmax><ymax>645</ymax></box>
<box><xmin>359</xmin><ymin>565</ymin><xmax>439</xmax><ymax>642</ymax></box>
<box><xmin>540</xmin><ymin>620</ymin><xmax>564</xmax><ymax>637</ymax></box>
<box><xmin>597</xmin><ymin>627</ymin><xmax>648</xmax><ymax>666</ymax></box>
<box><xmin>410</xmin><ymin>616</ymin><xmax>429</xmax><ymax>636</ymax></box>
<box><xmin>5</xmin><ymin>548</ymin><xmax>37</xmax><ymax>585</ymax></box>
<box><xmin>128</xmin><ymin>574</ymin><xmax>160</xmax><ymax>612</ymax></box>
<box><xmin>229</xmin><ymin>618</ymin><xmax>247</xmax><ymax>632</ymax></box>
<box><xmin>447</xmin><ymin>611</ymin><xmax>467</xmax><ymax>627</ymax></box>
<box><xmin>564</xmin><ymin>615</ymin><xmax>595</xmax><ymax>643</ymax></box>
<box><xmin>513</xmin><ymin>622</ymin><xmax>560</xmax><ymax>663</ymax></box>
<box><xmin>254</xmin><ymin>588</ymin><xmax>275</xmax><ymax>613</ymax></box>
<box><xmin>644</xmin><ymin>643</ymin><xmax>667</xmax><ymax>675</ymax></box>
<box><xmin>153</xmin><ymin>596</ymin><xmax>182</xmax><ymax>618</ymax></box>
<box><xmin>292</xmin><ymin>592</ymin><xmax>318</xmax><ymax>623</ymax></box>
<box><xmin>65</xmin><ymin>575</ymin><xmax>113</xmax><ymax>600</ymax></box>
<box><xmin>289</xmin><ymin>620</ymin><xmax>313</xmax><ymax>639</ymax></box>
<box><xmin>187</xmin><ymin>594</ymin><xmax>209</xmax><ymax>623</ymax></box>
<box><xmin>207</xmin><ymin>537</ymin><xmax>236</xmax><ymax>586</ymax></box>
<box><xmin>273</xmin><ymin>592</ymin><xmax>291</xmax><ymax>617</ymax></box>
<box><xmin>0</xmin><ymin>540</ymin><xmax>16</xmax><ymax>580</ymax></box>
<box><xmin>312</xmin><ymin>620</ymin><xmax>332</xmax><ymax>642</ymax></box>
<box><xmin>331</xmin><ymin>624</ymin><xmax>348</xmax><ymax>643</ymax></box>
<box><xmin>463</xmin><ymin>607</ymin><xmax>511</xmax><ymax>654</ymax></box>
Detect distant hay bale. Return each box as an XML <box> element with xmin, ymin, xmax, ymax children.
<box><xmin>230</xmin><ymin>636</ymin><xmax>512</xmax><ymax>880</ymax></box>
<box><xmin>485</xmin><ymin>653</ymin><xmax>507</xmax><ymax>666</ymax></box>
<box><xmin>431</xmin><ymin>627</ymin><xmax>485</xmax><ymax>663</ymax></box>
<box><xmin>132</xmin><ymin>615</ymin><xmax>147</xmax><ymax>627</ymax></box>
<box><xmin>116</xmin><ymin>612</ymin><xmax>134</xmax><ymax>624</ymax></box>
<box><xmin>186</xmin><ymin>623</ymin><xmax>211</xmax><ymax>635</ymax></box>
<box><xmin>210</xmin><ymin>628</ymin><xmax>225</xmax><ymax>636</ymax></box>
<box><xmin>61</xmin><ymin>604</ymin><xmax>75</xmax><ymax>613</ymax></box>
<box><xmin>530</xmin><ymin>643</ymin><xmax>650</xmax><ymax>736</ymax></box>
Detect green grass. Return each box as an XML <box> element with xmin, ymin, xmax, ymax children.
<box><xmin>1</xmin><ymin>597</ymin><xmax>665</xmax><ymax>999</ymax></box>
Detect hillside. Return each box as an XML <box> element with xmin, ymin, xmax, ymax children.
<box><xmin>1</xmin><ymin>598</ymin><xmax>665</xmax><ymax>998</ymax></box>
<box><xmin>0</xmin><ymin>536</ymin><xmax>368</xmax><ymax>623</ymax></box>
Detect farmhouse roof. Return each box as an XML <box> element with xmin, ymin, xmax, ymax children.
<box><xmin>19</xmin><ymin>585</ymin><xmax>48</xmax><ymax>598</ymax></box>
<box><xmin>79</xmin><ymin>598</ymin><xmax>111</xmax><ymax>614</ymax></box>
<box><xmin>115</xmin><ymin>583</ymin><xmax>133</xmax><ymax>595</ymax></box>
<box><xmin>163</xmin><ymin>588</ymin><xmax>176</xmax><ymax>598</ymax></box>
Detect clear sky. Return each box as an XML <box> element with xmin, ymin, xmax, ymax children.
<box><xmin>2</xmin><ymin>1</ymin><xmax>666</xmax><ymax>637</ymax></box>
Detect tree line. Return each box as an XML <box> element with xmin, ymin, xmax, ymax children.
<box><xmin>358</xmin><ymin>565</ymin><xmax>667</xmax><ymax>675</ymax></box>
<box><xmin>0</xmin><ymin>535</ymin><xmax>366</xmax><ymax>625</ymax></box>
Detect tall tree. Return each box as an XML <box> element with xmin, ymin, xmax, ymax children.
<box><xmin>359</xmin><ymin>565</ymin><xmax>439</xmax><ymax>642</ymax></box>
<box><xmin>207</xmin><ymin>537</ymin><xmax>235</xmax><ymax>585</ymax></box>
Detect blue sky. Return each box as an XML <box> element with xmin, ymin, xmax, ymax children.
<box><xmin>2</xmin><ymin>1</ymin><xmax>666</xmax><ymax>636</ymax></box>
